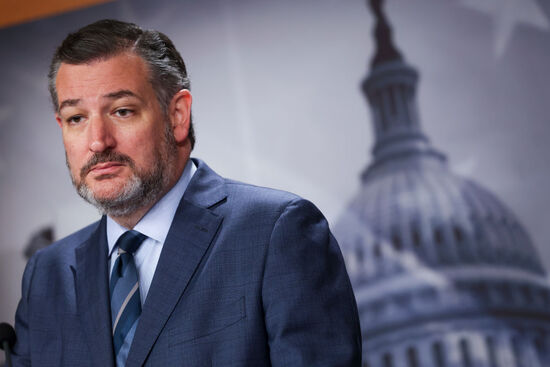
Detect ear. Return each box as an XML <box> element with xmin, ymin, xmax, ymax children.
<box><xmin>169</xmin><ymin>89</ymin><xmax>192</xmax><ymax>144</ymax></box>
<box><xmin>55</xmin><ymin>113</ymin><xmax>63</xmax><ymax>128</ymax></box>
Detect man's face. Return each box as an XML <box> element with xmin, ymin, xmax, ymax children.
<box><xmin>55</xmin><ymin>52</ymin><xmax>177</xmax><ymax>217</ymax></box>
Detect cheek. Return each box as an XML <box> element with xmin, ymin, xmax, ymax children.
<box><xmin>62</xmin><ymin>139</ymin><xmax>85</xmax><ymax>170</ymax></box>
<box><xmin>64</xmin><ymin>151</ymin><xmax>80</xmax><ymax>177</ymax></box>
<box><xmin>125</xmin><ymin>128</ymin><xmax>164</xmax><ymax>161</ymax></box>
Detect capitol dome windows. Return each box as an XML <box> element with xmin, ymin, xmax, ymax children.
<box><xmin>391</xmin><ymin>230</ymin><xmax>402</xmax><ymax>251</ymax></box>
<box><xmin>382</xmin><ymin>352</ymin><xmax>393</xmax><ymax>367</ymax></box>
<box><xmin>459</xmin><ymin>338</ymin><xmax>473</xmax><ymax>367</ymax></box>
<box><xmin>431</xmin><ymin>341</ymin><xmax>446</xmax><ymax>367</ymax></box>
<box><xmin>453</xmin><ymin>225</ymin><xmax>464</xmax><ymax>244</ymax></box>
<box><xmin>521</xmin><ymin>285</ymin><xmax>533</xmax><ymax>304</ymax></box>
<box><xmin>434</xmin><ymin>226</ymin><xmax>444</xmax><ymax>246</ymax></box>
<box><xmin>411</xmin><ymin>223</ymin><xmax>421</xmax><ymax>249</ymax></box>
<box><xmin>406</xmin><ymin>346</ymin><xmax>419</xmax><ymax>367</ymax></box>
<box><xmin>534</xmin><ymin>335</ymin><xmax>549</xmax><ymax>364</ymax></box>
<box><xmin>511</xmin><ymin>335</ymin><xmax>524</xmax><ymax>367</ymax></box>
<box><xmin>373</xmin><ymin>242</ymin><xmax>382</xmax><ymax>259</ymax></box>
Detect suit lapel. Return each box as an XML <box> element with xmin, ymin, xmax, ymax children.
<box><xmin>126</xmin><ymin>159</ymin><xmax>226</xmax><ymax>367</ymax></box>
<box><xmin>74</xmin><ymin>216</ymin><xmax>115</xmax><ymax>367</ymax></box>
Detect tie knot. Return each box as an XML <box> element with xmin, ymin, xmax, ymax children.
<box><xmin>116</xmin><ymin>230</ymin><xmax>147</xmax><ymax>255</ymax></box>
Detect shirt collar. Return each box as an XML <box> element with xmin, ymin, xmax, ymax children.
<box><xmin>107</xmin><ymin>159</ymin><xmax>196</xmax><ymax>257</ymax></box>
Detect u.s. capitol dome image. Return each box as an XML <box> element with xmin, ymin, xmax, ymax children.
<box><xmin>334</xmin><ymin>1</ymin><xmax>550</xmax><ymax>366</ymax></box>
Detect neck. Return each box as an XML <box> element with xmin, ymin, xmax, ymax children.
<box><xmin>110</xmin><ymin>207</ymin><xmax>152</xmax><ymax>230</ymax></box>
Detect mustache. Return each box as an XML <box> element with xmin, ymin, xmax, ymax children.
<box><xmin>80</xmin><ymin>151</ymin><xmax>135</xmax><ymax>179</ymax></box>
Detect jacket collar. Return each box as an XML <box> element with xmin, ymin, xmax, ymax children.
<box><xmin>127</xmin><ymin>158</ymin><xmax>226</xmax><ymax>366</ymax></box>
<box><xmin>74</xmin><ymin>216</ymin><xmax>116</xmax><ymax>367</ymax></box>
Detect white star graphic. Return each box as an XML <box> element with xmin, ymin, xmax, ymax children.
<box><xmin>459</xmin><ymin>0</ymin><xmax>550</xmax><ymax>57</ymax></box>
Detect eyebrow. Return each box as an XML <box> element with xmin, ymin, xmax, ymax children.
<box><xmin>58</xmin><ymin>99</ymin><xmax>80</xmax><ymax>111</ymax></box>
<box><xmin>104</xmin><ymin>89</ymin><xmax>142</xmax><ymax>101</ymax></box>
<box><xmin>58</xmin><ymin>89</ymin><xmax>142</xmax><ymax>112</ymax></box>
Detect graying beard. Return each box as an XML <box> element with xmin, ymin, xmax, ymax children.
<box><xmin>70</xmin><ymin>120</ymin><xmax>177</xmax><ymax>218</ymax></box>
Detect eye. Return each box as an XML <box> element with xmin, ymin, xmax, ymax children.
<box><xmin>67</xmin><ymin>115</ymin><xmax>84</xmax><ymax>124</ymax></box>
<box><xmin>114</xmin><ymin>108</ymin><xmax>133</xmax><ymax>118</ymax></box>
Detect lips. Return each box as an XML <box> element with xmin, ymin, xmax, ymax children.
<box><xmin>89</xmin><ymin>162</ymin><xmax>124</xmax><ymax>176</ymax></box>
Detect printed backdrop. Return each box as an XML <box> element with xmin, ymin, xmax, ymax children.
<box><xmin>0</xmin><ymin>0</ymin><xmax>549</xmax><ymax>365</ymax></box>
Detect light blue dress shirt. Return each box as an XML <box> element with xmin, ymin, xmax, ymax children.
<box><xmin>107</xmin><ymin>159</ymin><xmax>196</xmax><ymax>305</ymax></box>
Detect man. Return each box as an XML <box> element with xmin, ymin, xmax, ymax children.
<box><xmin>13</xmin><ymin>19</ymin><xmax>361</xmax><ymax>366</ymax></box>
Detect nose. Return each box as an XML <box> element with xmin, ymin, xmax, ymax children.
<box><xmin>88</xmin><ymin>114</ymin><xmax>116</xmax><ymax>152</ymax></box>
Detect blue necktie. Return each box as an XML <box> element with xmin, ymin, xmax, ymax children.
<box><xmin>110</xmin><ymin>230</ymin><xmax>147</xmax><ymax>366</ymax></box>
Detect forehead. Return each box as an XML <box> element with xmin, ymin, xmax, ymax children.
<box><xmin>56</xmin><ymin>52</ymin><xmax>152</xmax><ymax>102</ymax></box>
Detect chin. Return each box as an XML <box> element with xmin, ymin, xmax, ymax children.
<box><xmin>88</xmin><ymin>178</ymin><xmax>128</xmax><ymax>194</ymax></box>
<box><xmin>81</xmin><ymin>181</ymin><xmax>132</xmax><ymax>202</ymax></box>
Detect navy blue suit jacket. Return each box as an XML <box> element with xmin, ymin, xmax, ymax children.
<box><xmin>13</xmin><ymin>159</ymin><xmax>361</xmax><ymax>366</ymax></box>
